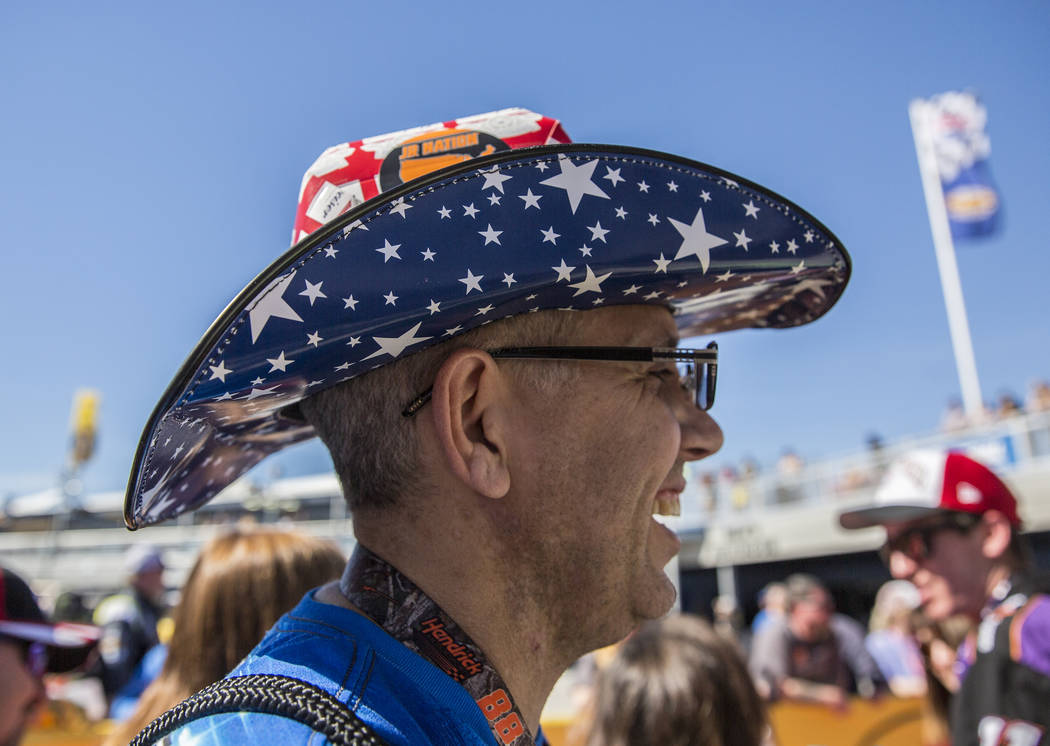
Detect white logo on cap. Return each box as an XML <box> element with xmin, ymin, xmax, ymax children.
<box><xmin>306</xmin><ymin>180</ymin><xmax>366</xmax><ymax>225</ymax></box>
<box><xmin>957</xmin><ymin>481</ymin><xmax>983</xmax><ymax>505</ymax></box>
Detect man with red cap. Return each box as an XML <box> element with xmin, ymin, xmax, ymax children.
<box><xmin>0</xmin><ymin>567</ymin><xmax>100</xmax><ymax>746</ymax></box>
<box><xmin>840</xmin><ymin>450</ymin><xmax>1050</xmax><ymax>745</ymax></box>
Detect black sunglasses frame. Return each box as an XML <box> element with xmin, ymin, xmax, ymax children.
<box><xmin>401</xmin><ymin>342</ymin><xmax>718</xmax><ymax>417</ymax></box>
<box><xmin>878</xmin><ymin>511</ymin><xmax>981</xmax><ymax>566</ymax></box>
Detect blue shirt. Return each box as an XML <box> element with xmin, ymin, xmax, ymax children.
<box><xmin>165</xmin><ymin>589</ymin><xmax>499</xmax><ymax>745</ymax></box>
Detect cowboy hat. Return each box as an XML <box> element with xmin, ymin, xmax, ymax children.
<box><xmin>124</xmin><ymin>108</ymin><xmax>850</xmax><ymax>528</ymax></box>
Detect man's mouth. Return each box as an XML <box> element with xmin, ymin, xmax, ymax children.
<box><xmin>653</xmin><ymin>486</ymin><xmax>683</xmax><ymax>517</ymax></box>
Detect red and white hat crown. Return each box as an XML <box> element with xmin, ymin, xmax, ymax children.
<box><xmin>839</xmin><ymin>450</ymin><xmax>1021</xmax><ymax>530</ymax></box>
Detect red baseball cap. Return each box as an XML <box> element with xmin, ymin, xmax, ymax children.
<box><xmin>838</xmin><ymin>450</ymin><xmax>1021</xmax><ymax>530</ymax></box>
<box><xmin>0</xmin><ymin>567</ymin><xmax>100</xmax><ymax>673</ymax></box>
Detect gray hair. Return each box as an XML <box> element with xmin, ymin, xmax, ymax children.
<box><xmin>299</xmin><ymin>310</ymin><xmax>584</xmax><ymax>513</ymax></box>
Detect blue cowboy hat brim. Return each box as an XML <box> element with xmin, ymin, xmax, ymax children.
<box><xmin>124</xmin><ymin>144</ymin><xmax>851</xmax><ymax>528</ymax></box>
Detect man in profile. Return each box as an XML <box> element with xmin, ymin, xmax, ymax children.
<box><xmin>840</xmin><ymin>450</ymin><xmax>1050</xmax><ymax>744</ymax></box>
<box><xmin>123</xmin><ymin>108</ymin><xmax>851</xmax><ymax>744</ymax></box>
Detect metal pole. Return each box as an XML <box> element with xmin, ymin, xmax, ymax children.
<box><xmin>908</xmin><ymin>99</ymin><xmax>984</xmax><ymax>419</ymax></box>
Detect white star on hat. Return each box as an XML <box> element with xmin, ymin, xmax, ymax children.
<box><xmin>743</xmin><ymin>200</ymin><xmax>760</xmax><ymax>219</ymax></box>
<box><xmin>541</xmin><ymin>226</ymin><xmax>560</xmax><ymax>245</ymax></box>
<box><xmin>249</xmin><ymin>272</ymin><xmax>303</xmax><ymax>344</ymax></box>
<box><xmin>733</xmin><ymin>229</ymin><xmax>752</xmax><ymax>251</ymax></box>
<box><xmin>519</xmin><ymin>189</ymin><xmax>542</xmax><ymax>210</ymax></box>
<box><xmin>209</xmin><ymin>361</ymin><xmax>232</xmax><ymax>382</ymax></box>
<box><xmin>552</xmin><ymin>259</ymin><xmax>575</xmax><ymax>282</ymax></box>
<box><xmin>459</xmin><ymin>268</ymin><xmax>484</xmax><ymax>294</ymax></box>
<box><xmin>587</xmin><ymin>220</ymin><xmax>610</xmax><ymax>243</ymax></box>
<box><xmin>389</xmin><ymin>198</ymin><xmax>413</xmax><ymax>218</ymax></box>
<box><xmin>267</xmin><ymin>351</ymin><xmax>294</xmax><ymax>372</ymax></box>
<box><xmin>481</xmin><ymin>167</ymin><xmax>513</xmax><ymax>193</ymax></box>
<box><xmin>570</xmin><ymin>265</ymin><xmax>612</xmax><ymax>297</ymax></box>
<box><xmin>653</xmin><ymin>254</ymin><xmax>671</xmax><ymax>273</ymax></box>
<box><xmin>479</xmin><ymin>224</ymin><xmax>503</xmax><ymax>245</ymax></box>
<box><xmin>364</xmin><ymin>322</ymin><xmax>432</xmax><ymax>360</ymax></box>
<box><xmin>300</xmin><ymin>280</ymin><xmax>327</xmax><ymax>305</ymax></box>
<box><xmin>669</xmin><ymin>207</ymin><xmax>729</xmax><ymax>273</ymax></box>
<box><xmin>246</xmin><ymin>385</ymin><xmax>279</xmax><ymax>400</ymax></box>
<box><xmin>463</xmin><ymin>203</ymin><xmax>480</xmax><ymax>218</ymax></box>
<box><xmin>604</xmin><ymin>167</ymin><xmax>624</xmax><ymax>186</ymax></box>
<box><xmin>376</xmin><ymin>239</ymin><xmax>402</xmax><ymax>263</ymax></box>
<box><xmin>791</xmin><ymin>277</ymin><xmax>834</xmax><ymax>299</ymax></box>
<box><xmin>540</xmin><ymin>156</ymin><xmax>610</xmax><ymax>214</ymax></box>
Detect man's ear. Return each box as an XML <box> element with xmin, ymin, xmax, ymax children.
<box><xmin>428</xmin><ymin>348</ymin><xmax>511</xmax><ymax>499</ymax></box>
<box><xmin>979</xmin><ymin>510</ymin><xmax>1013</xmax><ymax>561</ymax></box>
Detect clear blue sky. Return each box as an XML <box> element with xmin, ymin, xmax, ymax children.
<box><xmin>2</xmin><ymin>0</ymin><xmax>1048</xmax><ymax>498</ymax></box>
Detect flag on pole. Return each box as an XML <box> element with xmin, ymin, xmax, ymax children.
<box><xmin>917</xmin><ymin>91</ymin><xmax>1001</xmax><ymax>239</ymax></box>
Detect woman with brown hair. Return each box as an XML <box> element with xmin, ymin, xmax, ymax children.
<box><xmin>586</xmin><ymin>613</ymin><xmax>768</xmax><ymax>746</ymax></box>
<box><xmin>104</xmin><ymin>525</ymin><xmax>345</xmax><ymax>745</ymax></box>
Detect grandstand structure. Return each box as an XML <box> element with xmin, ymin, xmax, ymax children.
<box><xmin>3</xmin><ymin>410</ymin><xmax>1049</xmax><ymax>619</ymax></box>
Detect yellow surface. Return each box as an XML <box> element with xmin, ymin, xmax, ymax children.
<box><xmin>768</xmin><ymin>697</ymin><xmax>924</xmax><ymax>746</ymax></box>
<box><xmin>23</xmin><ymin>701</ymin><xmax>109</xmax><ymax>746</ymax></box>
<box><xmin>541</xmin><ymin>696</ymin><xmax>926</xmax><ymax>746</ymax></box>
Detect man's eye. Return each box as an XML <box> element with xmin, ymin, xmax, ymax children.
<box><xmin>649</xmin><ymin>367</ymin><xmax>678</xmax><ymax>381</ymax></box>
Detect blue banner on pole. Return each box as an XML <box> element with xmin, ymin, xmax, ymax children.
<box><xmin>925</xmin><ymin>91</ymin><xmax>1001</xmax><ymax>240</ymax></box>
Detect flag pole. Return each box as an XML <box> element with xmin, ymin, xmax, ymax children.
<box><xmin>909</xmin><ymin>99</ymin><xmax>984</xmax><ymax>420</ymax></box>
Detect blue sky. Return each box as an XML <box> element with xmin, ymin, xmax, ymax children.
<box><xmin>2</xmin><ymin>1</ymin><xmax>1048</xmax><ymax>498</ymax></box>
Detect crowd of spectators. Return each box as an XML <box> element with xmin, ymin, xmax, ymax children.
<box><xmin>941</xmin><ymin>379</ymin><xmax>1050</xmax><ymax>432</ymax></box>
<box><xmin>692</xmin><ymin>378</ymin><xmax>1050</xmax><ymax>517</ymax></box>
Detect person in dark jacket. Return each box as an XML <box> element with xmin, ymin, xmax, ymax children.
<box><xmin>92</xmin><ymin>544</ymin><xmax>166</xmax><ymax>701</ymax></box>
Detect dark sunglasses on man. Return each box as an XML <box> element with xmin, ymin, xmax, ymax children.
<box><xmin>878</xmin><ymin>511</ymin><xmax>981</xmax><ymax>566</ymax></box>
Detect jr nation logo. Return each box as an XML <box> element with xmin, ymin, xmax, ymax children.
<box><xmin>379</xmin><ymin>128</ymin><xmax>510</xmax><ymax>191</ymax></box>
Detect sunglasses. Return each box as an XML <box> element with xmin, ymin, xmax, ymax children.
<box><xmin>402</xmin><ymin>342</ymin><xmax>718</xmax><ymax>417</ymax></box>
<box><xmin>878</xmin><ymin>512</ymin><xmax>980</xmax><ymax>566</ymax></box>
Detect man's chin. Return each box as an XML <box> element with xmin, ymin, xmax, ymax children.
<box><xmin>634</xmin><ymin>573</ymin><xmax>678</xmax><ymax>622</ymax></box>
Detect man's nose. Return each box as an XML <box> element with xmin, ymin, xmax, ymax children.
<box><xmin>888</xmin><ymin>550</ymin><xmax>918</xmax><ymax>579</ymax></box>
<box><xmin>677</xmin><ymin>402</ymin><xmax>723</xmax><ymax>462</ymax></box>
